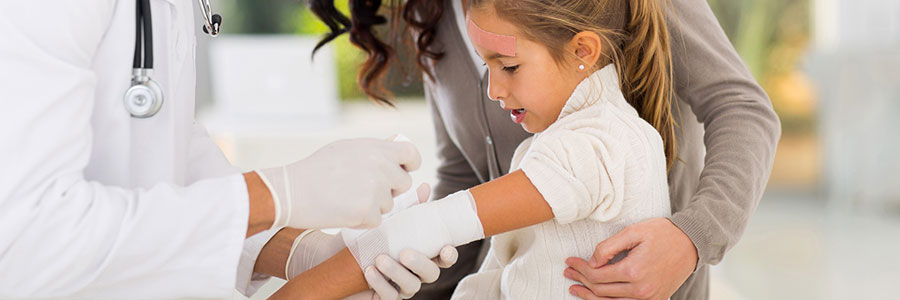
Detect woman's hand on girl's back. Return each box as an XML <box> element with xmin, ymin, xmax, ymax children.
<box><xmin>563</xmin><ymin>218</ymin><xmax>697</xmax><ymax>300</ymax></box>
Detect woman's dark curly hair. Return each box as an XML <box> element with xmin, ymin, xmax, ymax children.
<box><xmin>308</xmin><ymin>0</ymin><xmax>445</xmax><ymax>105</ymax></box>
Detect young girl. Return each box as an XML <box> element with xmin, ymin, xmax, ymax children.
<box><xmin>271</xmin><ymin>0</ymin><xmax>677</xmax><ymax>298</ymax></box>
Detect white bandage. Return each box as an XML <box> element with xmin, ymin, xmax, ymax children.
<box><xmin>343</xmin><ymin>190</ymin><xmax>484</xmax><ymax>269</ymax></box>
<box><xmin>341</xmin><ymin>185</ymin><xmax>422</xmax><ymax>243</ymax></box>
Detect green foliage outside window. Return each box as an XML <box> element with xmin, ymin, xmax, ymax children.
<box><xmin>707</xmin><ymin>0</ymin><xmax>814</xmax><ymax>133</ymax></box>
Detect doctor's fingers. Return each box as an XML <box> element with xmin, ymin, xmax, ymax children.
<box><xmin>352</xmin><ymin>189</ymin><xmax>391</xmax><ymax>229</ymax></box>
<box><xmin>362</xmin><ymin>165</ymin><xmax>401</xmax><ymax>215</ymax></box>
<box><xmin>364</xmin><ymin>266</ymin><xmax>400</xmax><ymax>300</ymax></box>
<box><xmin>385</xmin><ymin>141</ymin><xmax>422</xmax><ymax>172</ymax></box>
<box><xmin>376</xmin><ymin>255</ymin><xmax>423</xmax><ymax>299</ymax></box>
<box><xmin>415</xmin><ymin>183</ymin><xmax>431</xmax><ymax>204</ymax></box>
<box><xmin>383</xmin><ymin>163</ymin><xmax>413</xmax><ymax>198</ymax></box>
<box><xmin>356</xmin><ymin>203</ymin><xmax>387</xmax><ymax>229</ymax></box>
<box><xmin>434</xmin><ymin>245</ymin><xmax>459</xmax><ymax>268</ymax></box>
<box><xmin>397</xmin><ymin>249</ymin><xmax>441</xmax><ymax>283</ymax></box>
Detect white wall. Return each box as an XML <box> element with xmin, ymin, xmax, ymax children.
<box><xmin>810</xmin><ymin>0</ymin><xmax>900</xmax><ymax>214</ymax></box>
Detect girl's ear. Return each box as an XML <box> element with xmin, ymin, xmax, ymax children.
<box><xmin>570</xmin><ymin>31</ymin><xmax>603</xmax><ymax>71</ymax></box>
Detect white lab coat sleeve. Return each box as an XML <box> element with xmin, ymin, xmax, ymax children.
<box><xmin>236</xmin><ymin>230</ymin><xmax>280</xmax><ymax>296</ymax></box>
<box><xmin>186</xmin><ymin>124</ymin><xmax>279</xmax><ymax>296</ymax></box>
<box><xmin>0</xmin><ymin>2</ymin><xmax>249</xmax><ymax>299</ymax></box>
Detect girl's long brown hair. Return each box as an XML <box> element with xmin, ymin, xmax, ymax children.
<box><xmin>308</xmin><ymin>0</ymin><xmax>445</xmax><ymax>106</ymax></box>
<box><xmin>471</xmin><ymin>0</ymin><xmax>678</xmax><ymax>170</ymax></box>
<box><xmin>308</xmin><ymin>0</ymin><xmax>677</xmax><ymax>169</ymax></box>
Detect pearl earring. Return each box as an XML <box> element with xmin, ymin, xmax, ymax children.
<box><xmin>578</xmin><ymin>64</ymin><xmax>585</xmax><ymax>70</ymax></box>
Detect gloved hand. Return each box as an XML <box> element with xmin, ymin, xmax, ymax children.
<box><xmin>357</xmin><ymin>247</ymin><xmax>459</xmax><ymax>300</ymax></box>
<box><xmin>285</xmin><ymin>183</ymin><xmax>433</xmax><ymax>276</ymax></box>
<box><xmin>350</xmin><ymin>183</ymin><xmax>459</xmax><ymax>300</ymax></box>
<box><xmin>285</xmin><ymin>230</ymin><xmax>458</xmax><ymax>300</ymax></box>
<box><xmin>256</xmin><ymin>137</ymin><xmax>421</xmax><ymax>230</ymax></box>
<box><xmin>284</xmin><ymin>184</ymin><xmax>460</xmax><ymax>300</ymax></box>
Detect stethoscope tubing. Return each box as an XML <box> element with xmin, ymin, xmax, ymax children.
<box><xmin>133</xmin><ymin>0</ymin><xmax>152</xmax><ymax>69</ymax></box>
<box><xmin>125</xmin><ymin>0</ymin><xmax>221</xmax><ymax>118</ymax></box>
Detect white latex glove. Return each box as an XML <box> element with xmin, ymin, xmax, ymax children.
<box><xmin>286</xmin><ymin>183</ymin><xmax>431</xmax><ymax>277</ymax></box>
<box><xmin>357</xmin><ymin>246</ymin><xmax>459</xmax><ymax>300</ymax></box>
<box><xmin>283</xmin><ymin>184</ymin><xmax>459</xmax><ymax>300</ymax></box>
<box><xmin>257</xmin><ymin>137</ymin><xmax>421</xmax><ymax>230</ymax></box>
<box><xmin>283</xmin><ymin>229</ymin><xmax>457</xmax><ymax>300</ymax></box>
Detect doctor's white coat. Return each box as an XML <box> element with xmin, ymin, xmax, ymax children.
<box><xmin>0</xmin><ymin>0</ymin><xmax>273</xmax><ymax>298</ymax></box>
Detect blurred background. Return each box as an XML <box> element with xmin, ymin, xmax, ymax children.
<box><xmin>189</xmin><ymin>0</ymin><xmax>900</xmax><ymax>299</ymax></box>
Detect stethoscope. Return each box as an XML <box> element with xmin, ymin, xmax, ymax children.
<box><xmin>123</xmin><ymin>0</ymin><xmax>222</xmax><ymax>118</ymax></box>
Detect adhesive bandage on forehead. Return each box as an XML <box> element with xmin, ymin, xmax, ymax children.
<box><xmin>466</xmin><ymin>18</ymin><xmax>516</xmax><ymax>57</ymax></box>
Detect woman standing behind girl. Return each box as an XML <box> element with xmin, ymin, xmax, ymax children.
<box><xmin>271</xmin><ymin>0</ymin><xmax>679</xmax><ymax>298</ymax></box>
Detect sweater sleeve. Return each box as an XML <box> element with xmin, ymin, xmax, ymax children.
<box><xmin>667</xmin><ymin>0</ymin><xmax>782</xmax><ymax>267</ymax></box>
<box><xmin>518</xmin><ymin>127</ymin><xmax>628</xmax><ymax>224</ymax></box>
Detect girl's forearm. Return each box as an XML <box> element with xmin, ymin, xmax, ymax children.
<box><xmin>269</xmin><ymin>248</ymin><xmax>367</xmax><ymax>300</ymax></box>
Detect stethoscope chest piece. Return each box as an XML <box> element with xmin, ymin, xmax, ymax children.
<box><xmin>126</xmin><ymin>0</ymin><xmax>164</xmax><ymax>118</ymax></box>
<box><xmin>123</xmin><ymin>0</ymin><xmax>221</xmax><ymax>118</ymax></box>
<box><xmin>125</xmin><ymin>69</ymin><xmax>164</xmax><ymax>118</ymax></box>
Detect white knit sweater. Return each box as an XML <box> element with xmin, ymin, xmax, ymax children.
<box><xmin>451</xmin><ymin>65</ymin><xmax>672</xmax><ymax>300</ymax></box>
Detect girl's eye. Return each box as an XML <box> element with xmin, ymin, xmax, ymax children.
<box><xmin>502</xmin><ymin>65</ymin><xmax>519</xmax><ymax>73</ymax></box>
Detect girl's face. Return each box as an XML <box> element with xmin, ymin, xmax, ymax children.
<box><xmin>467</xmin><ymin>7</ymin><xmax>585</xmax><ymax>133</ymax></box>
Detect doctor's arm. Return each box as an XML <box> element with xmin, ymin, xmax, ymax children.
<box><xmin>0</xmin><ymin>2</ymin><xmax>269</xmax><ymax>298</ymax></box>
<box><xmin>0</xmin><ymin>3</ymin><xmax>403</xmax><ymax>298</ymax></box>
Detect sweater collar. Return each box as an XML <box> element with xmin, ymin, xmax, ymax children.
<box><xmin>556</xmin><ymin>64</ymin><xmax>628</xmax><ymax>121</ymax></box>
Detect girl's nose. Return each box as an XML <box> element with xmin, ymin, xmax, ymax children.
<box><xmin>486</xmin><ymin>71</ymin><xmax>508</xmax><ymax>101</ymax></box>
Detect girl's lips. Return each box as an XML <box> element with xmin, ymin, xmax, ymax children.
<box><xmin>510</xmin><ymin>108</ymin><xmax>526</xmax><ymax>124</ymax></box>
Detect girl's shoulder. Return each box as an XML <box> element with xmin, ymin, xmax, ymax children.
<box><xmin>554</xmin><ymin>101</ymin><xmax>651</xmax><ymax>140</ymax></box>
<box><xmin>538</xmin><ymin>103</ymin><xmax>665</xmax><ymax>161</ymax></box>
<box><xmin>510</xmin><ymin>136</ymin><xmax>535</xmax><ymax>170</ymax></box>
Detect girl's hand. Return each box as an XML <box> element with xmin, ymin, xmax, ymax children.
<box><xmin>563</xmin><ymin>218</ymin><xmax>697</xmax><ymax>300</ymax></box>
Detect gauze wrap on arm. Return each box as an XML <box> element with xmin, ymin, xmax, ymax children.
<box><xmin>343</xmin><ymin>190</ymin><xmax>484</xmax><ymax>269</ymax></box>
<box><xmin>340</xmin><ymin>185</ymin><xmax>422</xmax><ymax>242</ymax></box>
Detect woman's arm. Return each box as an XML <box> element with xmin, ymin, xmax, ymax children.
<box><xmin>666</xmin><ymin>0</ymin><xmax>781</xmax><ymax>267</ymax></box>
<box><xmin>269</xmin><ymin>170</ymin><xmax>552</xmax><ymax>299</ymax></box>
